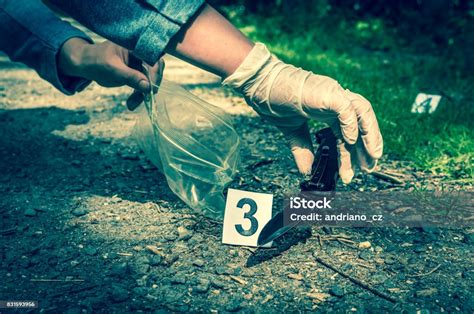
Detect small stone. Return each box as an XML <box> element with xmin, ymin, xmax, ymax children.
<box><xmin>306</xmin><ymin>292</ymin><xmax>330</xmax><ymax>302</ymax></box>
<box><xmin>384</xmin><ymin>255</ymin><xmax>397</xmax><ymax>265</ymax></box>
<box><xmin>398</xmin><ymin>256</ymin><xmax>409</xmax><ymax>265</ymax></box>
<box><xmin>358</xmin><ymin>241</ymin><xmax>371</xmax><ymax>249</ymax></box>
<box><xmin>131</xmin><ymin>257</ymin><xmax>150</xmax><ymax>274</ymax></box>
<box><xmin>329</xmin><ymin>286</ymin><xmax>345</xmax><ymax>297</ymax></box>
<box><xmin>19</xmin><ymin>257</ymin><xmax>30</xmax><ymax>268</ymax></box>
<box><xmin>232</xmin><ymin>266</ymin><xmax>242</xmax><ymax>275</ymax></box>
<box><xmin>385</xmin><ymin>201</ymin><xmax>399</xmax><ymax>211</ymax></box>
<box><xmin>64</xmin><ymin>307</ymin><xmax>82</xmax><ymax>314</ymax></box>
<box><xmin>188</xmin><ymin>234</ymin><xmax>204</xmax><ymax>246</ymax></box>
<box><xmin>164</xmin><ymin>232</ymin><xmax>178</xmax><ymax>241</ymax></box>
<box><xmin>29</xmin><ymin>256</ymin><xmax>40</xmax><ymax>266</ymax></box>
<box><xmin>358</xmin><ymin>251</ymin><xmax>373</xmax><ymax>261</ymax></box>
<box><xmin>84</xmin><ymin>247</ymin><xmax>98</xmax><ymax>256</ymax></box>
<box><xmin>47</xmin><ymin>256</ymin><xmax>58</xmax><ymax>266</ymax></box>
<box><xmin>194</xmin><ymin>282</ymin><xmax>210</xmax><ymax>293</ymax></box>
<box><xmin>414</xmin><ymin>246</ymin><xmax>426</xmax><ymax>253</ymax></box>
<box><xmin>120</xmin><ymin>151</ymin><xmax>139</xmax><ymax>160</ymax></box>
<box><xmin>198</xmin><ymin>278</ymin><xmax>210</xmax><ymax>286</ymax></box>
<box><xmin>372</xmin><ymin>273</ymin><xmax>389</xmax><ymax>282</ymax></box>
<box><xmin>211</xmin><ymin>278</ymin><xmax>226</xmax><ymax>289</ymax></box>
<box><xmin>215</xmin><ymin>266</ymin><xmax>227</xmax><ymax>275</ymax></box>
<box><xmin>163</xmin><ymin>289</ymin><xmax>183</xmax><ymax>304</ymax></box>
<box><xmin>463</xmin><ymin>233</ymin><xmax>474</xmax><ymax>244</ymax></box>
<box><xmin>149</xmin><ymin>255</ymin><xmax>163</xmax><ymax>266</ymax></box>
<box><xmin>110</xmin><ymin>263</ymin><xmax>128</xmax><ymax>277</ymax></box>
<box><xmin>164</xmin><ymin>254</ymin><xmax>178</xmax><ymax>266</ymax></box>
<box><xmin>136</xmin><ymin>275</ymin><xmax>148</xmax><ymax>287</ymax></box>
<box><xmin>201</xmin><ymin>249</ymin><xmax>214</xmax><ymax>259</ymax></box>
<box><xmin>171</xmin><ymin>275</ymin><xmax>187</xmax><ymax>285</ymax></box>
<box><xmin>71</xmin><ymin>160</ymin><xmax>82</xmax><ymax>166</ymax></box>
<box><xmin>415</xmin><ymin>288</ymin><xmax>438</xmax><ymax>297</ymax></box>
<box><xmin>421</xmin><ymin>226</ymin><xmax>439</xmax><ymax>234</ymax></box>
<box><xmin>85</xmin><ymin>296</ymin><xmax>106</xmax><ymax>309</ymax></box>
<box><xmin>192</xmin><ymin>259</ymin><xmax>205</xmax><ymax>267</ymax></box>
<box><xmin>110</xmin><ymin>284</ymin><xmax>129</xmax><ymax>302</ymax></box>
<box><xmin>70</xmin><ymin>260</ymin><xmax>81</xmax><ymax>267</ymax></box>
<box><xmin>216</xmin><ymin>265</ymin><xmax>237</xmax><ymax>275</ymax></box>
<box><xmin>374</xmin><ymin>246</ymin><xmax>383</xmax><ymax>253</ymax></box>
<box><xmin>225</xmin><ymin>300</ymin><xmax>243</xmax><ymax>312</ymax></box>
<box><xmin>132</xmin><ymin>287</ymin><xmax>148</xmax><ymax>296</ymax></box>
<box><xmin>177</xmin><ymin>226</ymin><xmax>193</xmax><ymax>241</ymax></box>
<box><xmin>72</xmin><ymin>208</ymin><xmax>87</xmax><ymax>217</ymax></box>
<box><xmin>341</xmin><ymin>263</ymin><xmax>353</xmax><ymax>272</ymax></box>
<box><xmin>24</xmin><ymin>208</ymin><xmax>37</xmax><ymax>217</ymax></box>
<box><xmin>140</xmin><ymin>163</ymin><xmax>155</xmax><ymax>171</ymax></box>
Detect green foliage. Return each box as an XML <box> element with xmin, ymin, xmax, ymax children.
<box><xmin>225</xmin><ymin>5</ymin><xmax>473</xmax><ymax>180</ymax></box>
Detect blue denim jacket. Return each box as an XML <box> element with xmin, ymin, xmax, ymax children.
<box><xmin>0</xmin><ymin>0</ymin><xmax>204</xmax><ymax>94</ymax></box>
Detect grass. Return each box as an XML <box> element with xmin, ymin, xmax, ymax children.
<box><xmin>225</xmin><ymin>6</ymin><xmax>473</xmax><ymax>181</ymax></box>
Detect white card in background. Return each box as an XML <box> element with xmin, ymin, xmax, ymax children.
<box><xmin>411</xmin><ymin>93</ymin><xmax>442</xmax><ymax>114</ymax></box>
<box><xmin>222</xmin><ymin>189</ymin><xmax>273</xmax><ymax>247</ymax></box>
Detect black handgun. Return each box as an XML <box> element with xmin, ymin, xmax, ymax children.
<box><xmin>257</xmin><ymin>128</ymin><xmax>339</xmax><ymax>246</ymax></box>
<box><xmin>300</xmin><ymin>127</ymin><xmax>339</xmax><ymax>192</ymax></box>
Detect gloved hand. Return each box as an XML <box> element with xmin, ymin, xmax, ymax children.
<box><xmin>223</xmin><ymin>43</ymin><xmax>383</xmax><ymax>183</ymax></box>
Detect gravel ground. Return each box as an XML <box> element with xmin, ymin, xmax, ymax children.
<box><xmin>1</xmin><ymin>52</ymin><xmax>473</xmax><ymax>313</ymax></box>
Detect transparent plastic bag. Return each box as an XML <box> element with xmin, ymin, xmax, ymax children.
<box><xmin>133</xmin><ymin>79</ymin><xmax>240</xmax><ymax>219</ymax></box>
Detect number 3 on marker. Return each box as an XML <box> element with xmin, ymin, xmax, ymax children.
<box><xmin>222</xmin><ymin>189</ymin><xmax>273</xmax><ymax>247</ymax></box>
<box><xmin>235</xmin><ymin>198</ymin><xmax>258</xmax><ymax>236</ymax></box>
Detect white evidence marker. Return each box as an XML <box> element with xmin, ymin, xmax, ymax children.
<box><xmin>411</xmin><ymin>93</ymin><xmax>442</xmax><ymax>114</ymax></box>
<box><xmin>222</xmin><ymin>188</ymin><xmax>273</xmax><ymax>247</ymax></box>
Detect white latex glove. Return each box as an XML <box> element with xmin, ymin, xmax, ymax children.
<box><xmin>223</xmin><ymin>43</ymin><xmax>383</xmax><ymax>183</ymax></box>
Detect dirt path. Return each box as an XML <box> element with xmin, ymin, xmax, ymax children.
<box><xmin>1</xmin><ymin>53</ymin><xmax>472</xmax><ymax>313</ymax></box>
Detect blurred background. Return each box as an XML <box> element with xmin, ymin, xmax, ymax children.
<box><xmin>210</xmin><ymin>0</ymin><xmax>473</xmax><ymax>183</ymax></box>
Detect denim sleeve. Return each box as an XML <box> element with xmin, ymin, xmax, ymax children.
<box><xmin>0</xmin><ymin>0</ymin><xmax>93</xmax><ymax>95</ymax></box>
<box><xmin>48</xmin><ymin>0</ymin><xmax>205</xmax><ymax>65</ymax></box>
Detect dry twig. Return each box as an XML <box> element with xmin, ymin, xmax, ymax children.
<box><xmin>371</xmin><ymin>171</ymin><xmax>404</xmax><ymax>185</ymax></box>
<box><xmin>30</xmin><ymin>279</ymin><xmax>85</xmax><ymax>282</ymax></box>
<box><xmin>314</xmin><ymin>257</ymin><xmax>397</xmax><ymax>303</ymax></box>
<box><xmin>408</xmin><ymin>264</ymin><xmax>442</xmax><ymax>277</ymax></box>
<box><xmin>229</xmin><ymin>275</ymin><xmax>248</xmax><ymax>285</ymax></box>
<box><xmin>353</xmin><ymin>262</ymin><xmax>376</xmax><ymax>270</ymax></box>
<box><xmin>0</xmin><ymin>227</ymin><xmax>17</xmax><ymax>235</ymax></box>
<box><xmin>117</xmin><ymin>252</ymin><xmax>133</xmax><ymax>256</ymax></box>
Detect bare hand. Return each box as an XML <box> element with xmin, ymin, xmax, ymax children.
<box><xmin>58</xmin><ymin>38</ymin><xmax>164</xmax><ymax>110</ymax></box>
